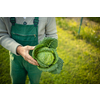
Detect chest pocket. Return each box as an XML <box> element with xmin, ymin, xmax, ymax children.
<box><xmin>11</xmin><ymin>24</ymin><xmax>38</xmax><ymax>46</ymax></box>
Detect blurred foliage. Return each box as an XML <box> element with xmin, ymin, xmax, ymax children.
<box><xmin>56</xmin><ymin>17</ymin><xmax>100</xmax><ymax>48</ymax></box>
<box><xmin>87</xmin><ymin>17</ymin><xmax>100</xmax><ymax>23</ymax></box>
<box><xmin>40</xmin><ymin>26</ymin><xmax>100</xmax><ymax>84</ymax></box>
<box><xmin>0</xmin><ymin>45</ymin><xmax>11</xmax><ymax>84</ymax></box>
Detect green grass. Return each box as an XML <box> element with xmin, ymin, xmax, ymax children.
<box><xmin>0</xmin><ymin>18</ymin><xmax>100</xmax><ymax>84</ymax></box>
<box><xmin>0</xmin><ymin>45</ymin><xmax>11</xmax><ymax>84</ymax></box>
<box><xmin>40</xmin><ymin>26</ymin><xmax>100</xmax><ymax>84</ymax></box>
<box><xmin>56</xmin><ymin>17</ymin><xmax>100</xmax><ymax>48</ymax></box>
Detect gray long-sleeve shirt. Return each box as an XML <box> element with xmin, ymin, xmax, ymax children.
<box><xmin>0</xmin><ymin>17</ymin><xmax>58</xmax><ymax>55</ymax></box>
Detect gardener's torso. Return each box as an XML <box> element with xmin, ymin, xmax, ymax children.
<box><xmin>9</xmin><ymin>17</ymin><xmax>48</xmax><ymax>42</ymax></box>
<box><xmin>0</xmin><ymin>17</ymin><xmax>58</xmax><ymax>44</ymax></box>
<box><xmin>10</xmin><ymin>17</ymin><xmax>39</xmax><ymax>46</ymax></box>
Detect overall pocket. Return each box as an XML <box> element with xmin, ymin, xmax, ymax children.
<box><xmin>11</xmin><ymin>32</ymin><xmax>38</xmax><ymax>46</ymax></box>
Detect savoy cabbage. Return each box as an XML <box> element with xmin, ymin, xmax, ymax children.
<box><xmin>32</xmin><ymin>37</ymin><xmax>64</xmax><ymax>74</ymax></box>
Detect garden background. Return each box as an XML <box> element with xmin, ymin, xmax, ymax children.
<box><xmin>0</xmin><ymin>17</ymin><xmax>100</xmax><ymax>84</ymax></box>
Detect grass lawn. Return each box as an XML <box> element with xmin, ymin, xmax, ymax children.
<box><xmin>0</xmin><ymin>46</ymin><xmax>10</xmax><ymax>84</ymax></box>
<box><xmin>40</xmin><ymin>26</ymin><xmax>100</xmax><ymax>84</ymax></box>
<box><xmin>0</xmin><ymin>18</ymin><xmax>100</xmax><ymax>84</ymax></box>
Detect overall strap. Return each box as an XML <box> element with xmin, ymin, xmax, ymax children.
<box><xmin>10</xmin><ymin>17</ymin><xmax>16</xmax><ymax>25</ymax></box>
<box><xmin>33</xmin><ymin>17</ymin><xmax>39</xmax><ymax>27</ymax></box>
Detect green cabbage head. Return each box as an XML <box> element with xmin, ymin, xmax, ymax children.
<box><xmin>37</xmin><ymin>49</ymin><xmax>54</xmax><ymax>65</ymax></box>
<box><xmin>32</xmin><ymin>37</ymin><xmax>64</xmax><ymax>74</ymax></box>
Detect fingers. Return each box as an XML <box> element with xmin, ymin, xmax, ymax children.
<box><xmin>24</xmin><ymin>54</ymin><xmax>39</xmax><ymax>66</ymax></box>
<box><xmin>21</xmin><ymin>45</ymin><xmax>39</xmax><ymax>66</ymax></box>
<box><xmin>27</xmin><ymin>59</ymin><xmax>39</xmax><ymax>66</ymax></box>
<box><xmin>28</xmin><ymin>55</ymin><xmax>39</xmax><ymax>66</ymax></box>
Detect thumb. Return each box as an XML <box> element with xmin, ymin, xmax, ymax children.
<box><xmin>27</xmin><ymin>46</ymin><xmax>35</xmax><ymax>50</ymax></box>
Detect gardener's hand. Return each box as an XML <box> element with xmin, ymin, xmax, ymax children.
<box><xmin>16</xmin><ymin>45</ymin><xmax>39</xmax><ymax>66</ymax></box>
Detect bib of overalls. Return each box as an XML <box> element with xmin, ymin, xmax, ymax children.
<box><xmin>10</xmin><ymin>17</ymin><xmax>39</xmax><ymax>46</ymax></box>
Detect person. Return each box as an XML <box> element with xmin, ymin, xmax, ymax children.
<box><xmin>0</xmin><ymin>17</ymin><xmax>58</xmax><ymax>84</ymax></box>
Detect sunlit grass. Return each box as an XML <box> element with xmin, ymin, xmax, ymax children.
<box><xmin>40</xmin><ymin>26</ymin><xmax>100</xmax><ymax>84</ymax></box>
<box><xmin>56</xmin><ymin>17</ymin><xmax>100</xmax><ymax>48</ymax></box>
<box><xmin>0</xmin><ymin>45</ymin><xmax>11</xmax><ymax>84</ymax></box>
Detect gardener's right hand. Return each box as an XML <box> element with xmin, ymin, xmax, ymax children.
<box><xmin>16</xmin><ymin>45</ymin><xmax>39</xmax><ymax>66</ymax></box>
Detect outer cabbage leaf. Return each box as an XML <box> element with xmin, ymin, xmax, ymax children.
<box><xmin>51</xmin><ymin>48</ymin><xmax>58</xmax><ymax>64</ymax></box>
<box><xmin>37</xmin><ymin>47</ymin><xmax>54</xmax><ymax>53</ymax></box>
<box><xmin>39</xmin><ymin>37</ymin><xmax>58</xmax><ymax>49</ymax></box>
<box><xmin>37</xmin><ymin>63</ymin><xmax>58</xmax><ymax>72</ymax></box>
<box><xmin>50</xmin><ymin>57</ymin><xmax>64</xmax><ymax>74</ymax></box>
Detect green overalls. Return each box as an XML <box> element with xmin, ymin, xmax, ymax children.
<box><xmin>10</xmin><ymin>17</ymin><xmax>42</xmax><ymax>84</ymax></box>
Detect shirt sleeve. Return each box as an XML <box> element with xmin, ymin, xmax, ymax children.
<box><xmin>45</xmin><ymin>17</ymin><xmax>58</xmax><ymax>39</ymax></box>
<box><xmin>0</xmin><ymin>17</ymin><xmax>21</xmax><ymax>55</ymax></box>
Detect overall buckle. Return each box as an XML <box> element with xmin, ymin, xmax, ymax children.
<box><xmin>10</xmin><ymin>17</ymin><xmax>16</xmax><ymax>25</ymax></box>
<box><xmin>33</xmin><ymin>19</ymin><xmax>39</xmax><ymax>26</ymax></box>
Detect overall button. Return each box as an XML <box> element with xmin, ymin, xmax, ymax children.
<box><xmin>23</xmin><ymin>22</ymin><xmax>27</xmax><ymax>25</ymax></box>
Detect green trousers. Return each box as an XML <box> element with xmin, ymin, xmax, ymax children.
<box><xmin>10</xmin><ymin>52</ymin><xmax>42</xmax><ymax>84</ymax></box>
<box><xmin>10</xmin><ymin>17</ymin><xmax>42</xmax><ymax>84</ymax></box>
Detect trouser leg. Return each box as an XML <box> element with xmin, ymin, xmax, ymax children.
<box><xmin>26</xmin><ymin>63</ymin><xmax>42</xmax><ymax>84</ymax></box>
<box><xmin>10</xmin><ymin>67</ymin><xmax>27</xmax><ymax>84</ymax></box>
<box><xmin>10</xmin><ymin>54</ymin><xmax>27</xmax><ymax>84</ymax></box>
<box><xmin>28</xmin><ymin>71</ymin><xmax>42</xmax><ymax>84</ymax></box>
